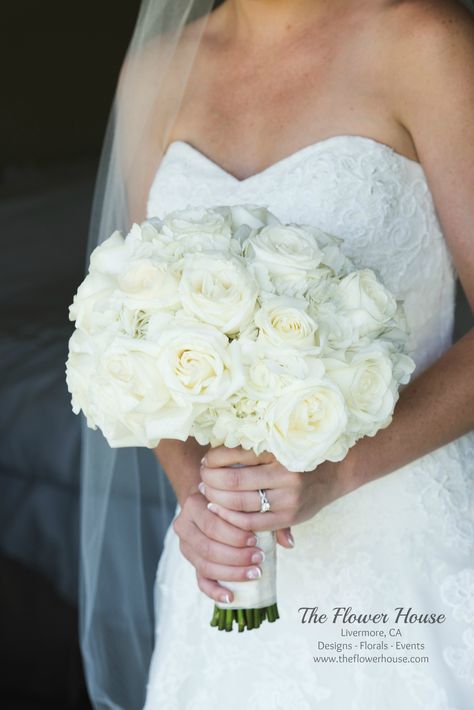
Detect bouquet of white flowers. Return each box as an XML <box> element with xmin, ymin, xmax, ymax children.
<box><xmin>66</xmin><ymin>204</ymin><xmax>415</xmax><ymax>631</ymax></box>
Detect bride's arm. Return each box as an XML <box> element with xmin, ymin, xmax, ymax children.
<box><xmin>199</xmin><ymin>5</ymin><xmax>474</xmax><ymax>533</ymax></box>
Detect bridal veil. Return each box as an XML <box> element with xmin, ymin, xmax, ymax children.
<box><xmin>79</xmin><ymin>2</ymin><xmax>216</xmax><ymax>708</ymax></box>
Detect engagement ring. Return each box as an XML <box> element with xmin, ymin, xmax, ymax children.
<box><xmin>258</xmin><ymin>488</ymin><xmax>271</xmax><ymax>513</ymax></box>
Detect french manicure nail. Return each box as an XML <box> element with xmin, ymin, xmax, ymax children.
<box><xmin>200</xmin><ymin>456</ymin><xmax>207</xmax><ymax>465</ymax></box>
<box><xmin>198</xmin><ymin>481</ymin><xmax>205</xmax><ymax>495</ymax></box>
<box><xmin>221</xmin><ymin>593</ymin><xmax>231</xmax><ymax>604</ymax></box>
<box><xmin>207</xmin><ymin>502</ymin><xmax>218</xmax><ymax>513</ymax></box>
<box><xmin>246</xmin><ymin>535</ymin><xmax>257</xmax><ymax>546</ymax></box>
<box><xmin>251</xmin><ymin>551</ymin><xmax>265</xmax><ymax>564</ymax></box>
<box><xmin>287</xmin><ymin>532</ymin><xmax>295</xmax><ymax>547</ymax></box>
<box><xmin>246</xmin><ymin>567</ymin><xmax>262</xmax><ymax>580</ymax></box>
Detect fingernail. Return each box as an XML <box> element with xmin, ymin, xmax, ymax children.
<box><xmin>287</xmin><ymin>532</ymin><xmax>295</xmax><ymax>547</ymax></box>
<box><xmin>221</xmin><ymin>593</ymin><xmax>231</xmax><ymax>604</ymax></box>
<box><xmin>251</xmin><ymin>550</ymin><xmax>265</xmax><ymax>564</ymax></box>
<box><xmin>246</xmin><ymin>567</ymin><xmax>262</xmax><ymax>580</ymax></box>
<box><xmin>200</xmin><ymin>456</ymin><xmax>207</xmax><ymax>465</ymax></box>
<box><xmin>198</xmin><ymin>481</ymin><xmax>205</xmax><ymax>495</ymax></box>
<box><xmin>207</xmin><ymin>502</ymin><xmax>218</xmax><ymax>513</ymax></box>
<box><xmin>246</xmin><ymin>535</ymin><xmax>257</xmax><ymax>546</ymax></box>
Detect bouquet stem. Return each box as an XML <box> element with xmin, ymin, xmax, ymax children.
<box><xmin>210</xmin><ymin>602</ymin><xmax>280</xmax><ymax>632</ymax></box>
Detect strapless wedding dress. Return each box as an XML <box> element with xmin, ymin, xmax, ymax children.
<box><xmin>143</xmin><ymin>135</ymin><xmax>474</xmax><ymax>709</ymax></box>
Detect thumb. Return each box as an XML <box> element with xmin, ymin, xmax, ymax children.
<box><xmin>275</xmin><ymin>527</ymin><xmax>295</xmax><ymax>549</ymax></box>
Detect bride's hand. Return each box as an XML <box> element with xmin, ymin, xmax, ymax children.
<box><xmin>199</xmin><ymin>446</ymin><xmax>356</xmax><ymax>537</ymax></box>
<box><xmin>172</xmin><ymin>490</ymin><xmax>268</xmax><ymax>605</ymax></box>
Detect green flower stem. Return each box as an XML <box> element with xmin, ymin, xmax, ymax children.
<box><xmin>218</xmin><ymin>609</ymin><xmax>226</xmax><ymax>630</ymax></box>
<box><xmin>210</xmin><ymin>603</ymin><xmax>280</xmax><ymax>632</ymax></box>
<box><xmin>210</xmin><ymin>606</ymin><xmax>220</xmax><ymax>627</ymax></box>
<box><xmin>245</xmin><ymin>608</ymin><xmax>255</xmax><ymax>630</ymax></box>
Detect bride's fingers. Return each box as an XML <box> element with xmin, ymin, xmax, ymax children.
<box><xmin>200</xmin><ymin>462</ymin><xmax>292</xmax><ymax>492</ymax></box>
<box><xmin>178</xmin><ymin>493</ymin><xmax>255</xmax><ymax>548</ymax></box>
<box><xmin>200</xmin><ymin>482</ymin><xmax>283</xmax><ymax>512</ymax></box>
<box><xmin>195</xmin><ymin>573</ymin><xmax>235</xmax><ymax>605</ymax></box>
<box><xmin>275</xmin><ymin>527</ymin><xmax>295</xmax><ymax>549</ymax></box>
<box><xmin>203</xmin><ymin>446</ymin><xmax>275</xmax><ymax>469</ymax></box>
<box><xmin>207</xmin><ymin>502</ymin><xmax>282</xmax><ymax>533</ymax></box>
<box><xmin>180</xmin><ymin>521</ymin><xmax>264</xmax><ymax>568</ymax></box>
<box><xmin>180</xmin><ymin>541</ymin><xmax>263</xmax><ymax>584</ymax></box>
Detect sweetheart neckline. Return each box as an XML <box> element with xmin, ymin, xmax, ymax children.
<box><xmin>162</xmin><ymin>134</ymin><xmax>424</xmax><ymax>184</ymax></box>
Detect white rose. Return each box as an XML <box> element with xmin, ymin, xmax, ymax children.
<box><xmin>336</xmin><ymin>269</ymin><xmax>397</xmax><ymax>338</ymax></box>
<box><xmin>228</xmin><ymin>204</ymin><xmax>279</xmax><ymax>231</ymax></box>
<box><xmin>305</xmin><ymin>267</ymin><xmax>338</xmax><ymax>307</ymax></box>
<box><xmin>302</xmin><ymin>225</ymin><xmax>354</xmax><ymax>275</ymax></box>
<box><xmin>226</xmin><ymin>204</ymin><xmax>280</xmax><ymax>252</ymax></box>
<box><xmin>179</xmin><ymin>252</ymin><xmax>258</xmax><ymax>335</ymax></box>
<box><xmin>90</xmin><ymin>225</ymin><xmax>155</xmax><ymax>275</ymax></box>
<box><xmin>117</xmin><ymin>258</ymin><xmax>180</xmax><ymax>311</ymax></box>
<box><xmin>68</xmin><ymin>270</ymin><xmax>116</xmax><ymax>334</ymax></box>
<box><xmin>99</xmin><ymin>335</ymin><xmax>195</xmax><ymax>446</ymax></box>
<box><xmin>266</xmin><ymin>377</ymin><xmax>348</xmax><ymax>471</ymax></box>
<box><xmin>152</xmin><ymin>229</ymin><xmax>240</xmax><ymax>262</ymax></box>
<box><xmin>66</xmin><ymin>325</ymin><xmax>197</xmax><ymax>447</ymax></box>
<box><xmin>381</xmin><ymin>300</ymin><xmax>412</xmax><ymax>348</ymax></box>
<box><xmin>238</xmin><ymin>337</ymin><xmax>314</xmax><ymax>401</ymax></box>
<box><xmin>391</xmin><ymin>350</ymin><xmax>416</xmax><ymax>386</ymax></box>
<box><xmin>156</xmin><ymin>323</ymin><xmax>243</xmax><ymax>406</ymax></box>
<box><xmin>66</xmin><ymin>328</ymin><xmax>101</xmax><ymax>426</ymax></box>
<box><xmin>191</xmin><ymin>406</ymin><xmax>220</xmax><ymax>447</ymax></box>
<box><xmin>138</xmin><ymin>219</ymin><xmax>162</xmax><ymax>241</ymax></box>
<box><xmin>161</xmin><ymin>206</ymin><xmax>232</xmax><ymax>239</ymax></box>
<box><xmin>311</xmin><ymin>300</ymin><xmax>357</xmax><ymax>352</ymax></box>
<box><xmin>323</xmin><ymin>343</ymin><xmax>403</xmax><ymax>435</ymax></box>
<box><xmin>244</xmin><ymin>224</ymin><xmax>323</xmax><ymax>296</ymax></box>
<box><xmin>88</xmin><ymin>230</ymin><xmax>127</xmax><ymax>274</ymax></box>
<box><xmin>208</xmin><ymin>394</ymin><xmax>269</xmax><ymax>453</ymax></box>
<box><xmin>148</xmin><ymin>207</ymin><xmax>238</xmax><ymax>261</ymax></box>
<box><xmin>254</xmin><ymin>296</ymin><xmax>321</xmax><ymax>350</ymax></box>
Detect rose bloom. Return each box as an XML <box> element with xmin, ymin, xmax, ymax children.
<box><xmin>244</xmin><ymin>224</ymin><xmax>323</xmax><ymax>296</ymax></box>
<box><xmin>67</xmin><ymin>329</ymin><xmax>194</xmax><ymax>447</ymax></box>
<box><xmin>68</xmin><ymin>270</ymin><xmax>116</xmax><ymax>335</ymax></box>
<box><xmin>323</xmin><ymin>344</ymin><xmax>395</xmax><ymax>435</ymax></box>
<box><xmin>238</xmin><ymin>337</ymin><xmax>311</xmax><ymax>401</ymax></box>
<box><xmin>254</xmin><ymin>296</ymin><xmax>320</xmax><ymax>350</ymax></box>
<box><xmin>266</xmin><ymin>369</ymin><xmax>348</xmax><ymax>472</ymax></box>
<box><xmin>179</xmin><ymin>252</ymin><xmax>258</xmax><ymax>335</ymax></box>
<box><xmin>89</xmin><ymin>225</ymin><xmax>156</xmax><ymax>276</ymax></box>
<box><xmin>161</xmin><ymin>206</ymin><xmax>232</xmax><ymax>239</ymax></box>
<box><xmin>335</xmin><ymin>268</ymin><xmax>398</xmax><ymax>338</ymax></box>
<box><xmin>156</xmin><ymin>321</ymin><xmax>244</xmax><ymax>406</ymax></box>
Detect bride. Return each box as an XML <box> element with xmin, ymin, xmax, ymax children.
<box><xmin>79</xmin><ymin>0</ymin><xmax>474</xmax><ymax>708</ymax></box>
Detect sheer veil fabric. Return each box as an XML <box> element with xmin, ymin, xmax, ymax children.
<box><xmin>79</xmin><ymin>3</ymin><xmax>216</xmax><ymax>709</ymax></box>
<box><xmin>79</xmin><ymin>1</ymin><xmax>474</xmax><ymax>708</ymax></box>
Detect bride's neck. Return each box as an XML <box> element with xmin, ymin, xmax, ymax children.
<box><xmin>224</xmin><ymin>0</ymin><xmax>338</xmax><ymax>43</ymax></box>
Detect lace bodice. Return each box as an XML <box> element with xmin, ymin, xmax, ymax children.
<box><xmin>147</xmin><ymin>134</ymin><xmax>457</xmax><ymax>376</ymax></box>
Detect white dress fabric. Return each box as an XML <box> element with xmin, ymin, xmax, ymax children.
<box><xmin>143</xmin><ymin>135</ymin><xmax>474</xmax><ymax>710</ymax></box>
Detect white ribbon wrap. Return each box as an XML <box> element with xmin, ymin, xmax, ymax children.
<box><xmin>216</xmin><ymin>529</ymin><xmax>277</xmax><ymax>610</ymax></box>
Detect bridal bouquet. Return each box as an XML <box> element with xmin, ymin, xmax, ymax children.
<box><xmin>66</xmin><ymin>204</ymin><xmax>415</xmax><ymax>631</ymax></box>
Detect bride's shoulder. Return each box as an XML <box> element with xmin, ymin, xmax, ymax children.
<box><xmin>377</xmin><ymin>0</ymin><xmax>474</xmax><ymax>105</ymax></box>
<box><xmin>381</xmin><ymin>0</ymin><xmax>474</xmax><ymax>52</ymax></box>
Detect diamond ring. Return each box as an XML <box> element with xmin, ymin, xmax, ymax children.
<box><xmin>258</xmin><ymin>488</ymin><xmax>271</xmax><ymax>513</ymax></box>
